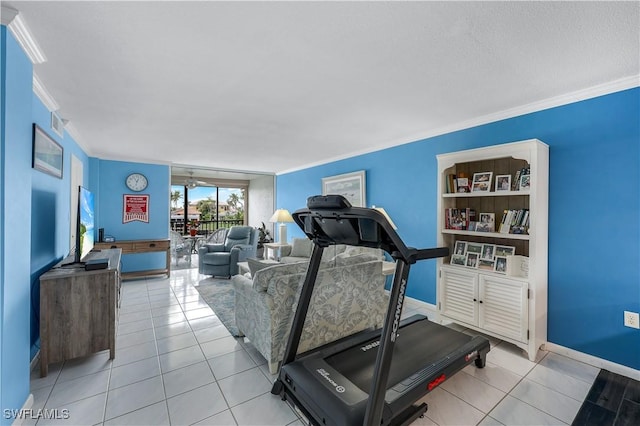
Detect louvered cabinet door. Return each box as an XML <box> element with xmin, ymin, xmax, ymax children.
<box><xmin>440</xmin><ymin>267</ymin><xmax>478</xmax><ymax>326</ymax></box>
<box><xmin>478</xmin><ymin>275</ymin><xmax>528</xmax><ymax>343</ymax></box>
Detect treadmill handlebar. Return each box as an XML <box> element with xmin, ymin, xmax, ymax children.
<box><xmin>294</xmin><ymin>195</ymin><xmax>449</xmax><ymax>264</ymax></box>
<box><xmin>408</xmin><ymin>247</ymin><xmax>450</xmax><ymax>263</ymax></box>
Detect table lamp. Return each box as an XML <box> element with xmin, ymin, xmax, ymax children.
<box><xmin>270</xmin><ymin>209</ymin><xmax>294</xmax><ymax>243</ymax></box>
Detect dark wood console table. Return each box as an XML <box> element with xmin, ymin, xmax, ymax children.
<box><xmin>39</xmin><ymin>249</ymin><xmax>121</xmax><ymax>377</ymax></box>
<box><xmin>94</xmin><ymin>238</ymin><xmax>170</xmax><ymax>279</ymax></box>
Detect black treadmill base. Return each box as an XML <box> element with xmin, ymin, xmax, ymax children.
<box><xmin>274</xmin><ymin>316</ymin><xmax>490</xmax><ymax>426</ymax></box>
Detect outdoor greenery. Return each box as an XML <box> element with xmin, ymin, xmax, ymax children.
<box><xmin>170</xmin><ymin>186</ymin><xmax>245</xmax><ymax>224</ymax></box>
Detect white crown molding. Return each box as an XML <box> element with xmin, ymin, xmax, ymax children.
<box><xmin>64</xmin><ymin>123</ymin><xmax>82</xmax><ymax>145</ymax></box>
<box><xmin>4</xmin><ymin>9</ymin><xmax>47</xmax><ymax>64</ymax></box>
<box><xmin>1</xmin><ymin>5</ymin><xmax>19</xmax><ymax>26</ymax></box>
<box><xmin>33</xmin><ymin>73</ymin><xmax>59</xmax><ymax>111</ymax></box>
<box><xmin>277</xmin><ymin>76</ymin><xmax>640</xmax><ymax>175</ymax></box>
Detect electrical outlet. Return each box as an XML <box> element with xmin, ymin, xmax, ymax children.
<box><xmin>624</xmin><ymin>311</ymin><xmax>639</xmax><ymax>329</ymax></box>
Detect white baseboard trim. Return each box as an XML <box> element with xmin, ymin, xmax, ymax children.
<box><xmin>545</xmin><ymin>342</ymin><xmax>640</xmax><ymax>381</ymax></box>
<box><xmin>11</xmin><ymin>393</ymin><xmax>34</xmax><ymax>426</ymax></box>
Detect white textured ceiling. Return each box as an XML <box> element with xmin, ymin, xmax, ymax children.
<box><xmin>6</xmin><ymin>1</ymin><xmax>640</xmax><ymax>175</ymax></box>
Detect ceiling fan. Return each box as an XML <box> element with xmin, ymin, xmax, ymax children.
<box><xmin>184</xmin><ymin>171</ymin><xmax>213</xmax><ymax>189</ymax></box>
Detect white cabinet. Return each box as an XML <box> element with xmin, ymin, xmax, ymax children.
<box><xmin>436</xmin><ymin>140</ymin><xmax>548</xmax><ymax>361</ymax></box>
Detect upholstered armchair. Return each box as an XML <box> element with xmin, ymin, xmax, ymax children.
<box><xmin>198</xmin><ymin>226</ymin><xmax>258</xmax><ymax>277</ymax></box>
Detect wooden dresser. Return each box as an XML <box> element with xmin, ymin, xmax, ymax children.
<box><xmin>39</xmin><ymin>249</ymin><xmax>121</xmax><ymax>377</ymax></box>
<box><xmin>94</xmin><ymin>238</ymin><xmax>170</xmax><ymax>279</ymax></box>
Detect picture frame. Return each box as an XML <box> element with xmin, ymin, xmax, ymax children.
<box><xmin>450</xmin><ymin>254</ymin><xmax>467</xmax><ymax>266</ymax></box>
<box><xmin>480</xmin><ymin>244</ymin><xmax>496</xmax><ymax>261</ymax></box>
<box><xmin>478</xmin><ymin>259</ymin><xmax>495</xmax><ymax>271</ymax></box>
<box><xmin>453</xmin><ymin>240</ymin><xmax>467</xmax><ymax>256</ymax></box>
<box><xmin>494</xmin><ymin>256</ymin><xmax>507</xmax><ymax>273</ymax></box>
<box><xmin>456</xmin><ymin>177</ymin><xmax>470</xmax><ymax>193</ymax></box>
<box><xmin>471</xmin><ymin>172</ymin><xmax>492</xmax><ymax>192</ymax></box>
<box><xmin>322</xmin><ymin>170</ymin><xmax>366</xmax><ymax>207</ymax></box>
<box><xmin>466</xmin><ymin>242</ymin><xmax>482</xmax><ymax>254</ymax></box>
<box><xmin>518</xmin><ymin>174</ymin><xmax>531</xmax><ymax>190</ymax></box>
<box><xmin>32</xmin><ymin>124</ymin><xmax>63</xmax><ymax>179</ymax></box>
<box><xmin>465</xmin><ymin>252</ymin><xmax>479</xmax><ymax>268</ymax></box>
<box><xmin>495</xmin><ymin>175</ymin><xmax>511</xmax><ymax>191</ymax></box>
<box><xmin>495</xmin><ymin>245</ymin><xmax>516</xmax><ymax>257</ymax></box>
<box><xmin>476</xmin><ymin>213</ymin><xmax>495</xmax><ymax>232</ymax></box>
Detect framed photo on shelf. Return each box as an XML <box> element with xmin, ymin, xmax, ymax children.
<box><xmin>494</xmin><ymin>256</ymin><xmax>507</xmax><ymax>273</ymax></box>
<box><xmin>450</xmin><ymin>254</ymin><xmax>467</xmax><ymax>266</ymax></box>
<box><xmin>478</xmin><ymin>259</ymin><xmax>495</xmax><ymax>271</ymax></box>
<box><xmin>495</xmin><ymin>175</ymin><xmax>511</xmax><ymax>191</ymax></box>
<box><xmin>468</xmin><ymin>221</ymin><xmax>477</xmax><ymax>232</ymax></box>
<box><xmin>466</xmin><ymin>242</ymin><xmax>482</xmax><ymax>254</ymax></box>
<box><xmin>476</xmin><ymin>213</ymin><xmax>495</xmax><ymax>232</ymax></box>
<box><xmin>456</xmin><ymin>177</ymin><xmax>470</xmax><ymax>193</ymax></box>
<box><xmin>454</xmin><ymin>240</ymin><xmax>467</xmax><ymax>255</ymax></box>
<box><xmin>322</xmin><ymin>170</ymin><xmax>366</xmax><ymax>207</ymax></box>
<box><xmin>480</xmin><ymin>244</ymin><xmax>495</xmax><ymax>261</ymax></box>
<box><xmin>471</xmin><ymin>172</ymin><xmax>492</xmax><ymax>192</ymax></box>
<box><xmin>518</xmin><ymin>174</ymin><xmax>531</xmax><ymax>190</ymax></box>
<box><xmin>495</xmin><ymin>245</ymin><xmax>515</xmax><ymax>257</ymax></box>
<box><xmin>465</xmin><ymin>252</ymin><xmax>479</xmax><ymax>268</ymax></box>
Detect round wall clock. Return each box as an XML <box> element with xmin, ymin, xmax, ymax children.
<box><xmin>125</xmin><ymin>173</ymin><xmax>148</xmax><ymax>192</ymax></box>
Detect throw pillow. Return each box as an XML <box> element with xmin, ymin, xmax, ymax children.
<box><xmin>247</xmin><ymin>258</ymin><xmax>275</xmax><ymax>278</ymax></box>
<box><xmin>290</xmin><ymin>238</ymin><xmax>313</xmax><ymax>258</ymax></box>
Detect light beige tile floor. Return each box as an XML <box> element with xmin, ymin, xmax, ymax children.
<box><xmin>28</xmin><ymin>266</ymin><xmax>601</xmax><ymax>425</ymax></box>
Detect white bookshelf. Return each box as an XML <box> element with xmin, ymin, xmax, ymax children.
<box><xmin>436</xmin><ymin>139</ymin><xmax>549</xmax><ymax>361</ymax></box>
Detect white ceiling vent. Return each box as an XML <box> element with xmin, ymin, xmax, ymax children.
<box><xmin>51</xmin><ymin>111</ymin><xmax>64</xmax><ymax>138</ymax></box>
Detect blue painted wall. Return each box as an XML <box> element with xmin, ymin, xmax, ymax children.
<box><xmin>94</xmin><ymin>160</ymin><xmax>170</xmax><ymax>273</ymax></box>
<box><xmin>277</xmin><ymin>88</ymin><xmax>640</xmax><ymax>370</ymax></box>
<box><xmin>1</xmin><ymin>26</ymin><xmax>34</xmax><ymax>423</ymax></box>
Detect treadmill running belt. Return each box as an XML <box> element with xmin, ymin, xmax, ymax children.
<box><xmin>326</xmin><ymin>319</ymin><xmax>472</xmax><ymax>393</ymax></box>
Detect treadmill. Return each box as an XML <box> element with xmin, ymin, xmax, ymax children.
<box><xmin>271</xmin><ymin>195</ymin><xmax>490</xmax><ymax>426</ymax></box>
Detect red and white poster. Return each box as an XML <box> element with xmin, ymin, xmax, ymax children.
<box><xmin>123</xmin><ymin>194</ymin><xmax>149</xmax><ymax>223</ymax></box>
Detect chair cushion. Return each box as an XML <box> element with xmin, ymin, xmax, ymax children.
<box><xmin>202</xmin><ymin>252</ymin><xmax>231</xmax><ymax>266</ymax></box>
<box><xmin>224</xmin><ymin>227</ymin><xmax>252</xmax><ymax>251</ymax></box>
<box><xmin>290</xmin><ymin>238</ymin><xmax>313</xmax><ymax>258</ymax></box>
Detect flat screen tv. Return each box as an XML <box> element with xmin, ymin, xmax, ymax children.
<box><xmin>75</xmin><ymin>186</ymin><xmax>95</xmax><ymax>263</ymax></box>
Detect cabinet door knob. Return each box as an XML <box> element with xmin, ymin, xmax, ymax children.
<box><xmin>473</xmin><ymin>298</ymin><xmax>477</xmax><ymax>302</ymax></box>
<box><xmin>479</xmin><ymin>300</ymin><xmax>483</xmax><ymax>304</ymax></box>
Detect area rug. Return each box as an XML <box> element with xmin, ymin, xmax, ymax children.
<box><xmin>194</xmin><ymin>277</ymin><xmax>241</xmax><ymax>336</ymax></box>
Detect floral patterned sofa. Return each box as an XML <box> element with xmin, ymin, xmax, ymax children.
<box><xmin>232</xmin><ymin>247</ymin><xmax>388</xmax><ymax>374</ymax></box>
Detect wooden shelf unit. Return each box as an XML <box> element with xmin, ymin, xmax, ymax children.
<box><xmin>94</xmin><ymin>238</ymin><xmax>170</xmax><ymax>279</ymax></box>
<box><xmin>436</xmin><ymin>139</ymin><xmax>548</xmax><ymax>361</ymax></box>
<box><xmin>39</xmin><ymin>249</ymin><xmax>122</xmax><ymax>377</ymax></box>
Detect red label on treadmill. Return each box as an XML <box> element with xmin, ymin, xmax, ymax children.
<box><xmin>427</xmin><ymin>374</ymin><xmax>446</xmax><ymax>391</ymax></box>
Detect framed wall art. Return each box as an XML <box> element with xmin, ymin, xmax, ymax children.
<box><xmin>32</xmin><ymin>124</ymin><xmax>63</xmax><ymax>179</ymax></box>
<box><xmin>322</xmin><ymin>170</ymin><xmax>366</xmax><ymax>207</ymax></box>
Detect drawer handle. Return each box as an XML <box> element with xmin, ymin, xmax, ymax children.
<box><xmin>110</xmin><ymin>245</ymin><xmax>117</xmax><ymax>249</ymax></box>
<box><xmin>150</xmin><ymin>243</ymin><xmax>156</xmax><ymax>247</ymax></box>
